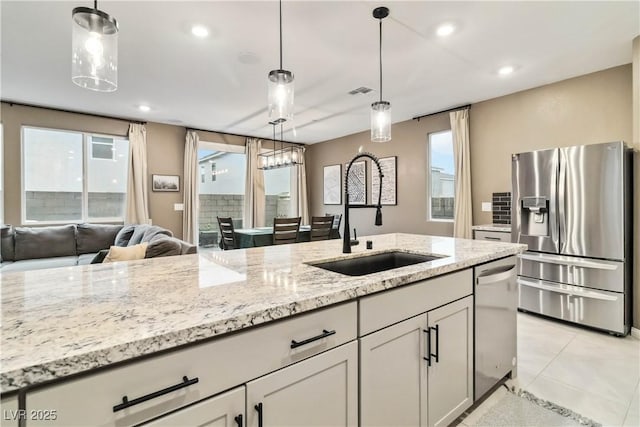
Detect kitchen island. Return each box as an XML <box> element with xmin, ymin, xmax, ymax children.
<box><xmin>1</xmin><ymin>233</ymin><xmax>525</xmax><ymax>426</ymax></box>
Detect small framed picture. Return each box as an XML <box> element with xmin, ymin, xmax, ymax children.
<box><xmin>152</xmin><ymin>174</ymin><xmax>180</xmax><ymax>192</ymax></box>
<box><xmin>323</xmin><ymin>164</ymin><xmax>342</xmax><ymax>205</ymax></box>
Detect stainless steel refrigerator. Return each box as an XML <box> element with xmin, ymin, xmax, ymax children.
<box><xmin>512</xmin><ymin>141</ymin><xmax>633</xmax><ymax>335</ymax></box>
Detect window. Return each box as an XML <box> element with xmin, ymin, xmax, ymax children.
<box><xmin>197</xmin><ymin>142</ymin><xmax>246</xmax><ymax>247</ymax></box>
<box><xmin>22</xmin><ymin>127</ymin><xmax>129</xmax><ymax>224</ymax></box>
<box><xmin>91</xmin><ymin>136</ymin><xmax>115</xmax><ymax>160</ymax></box>
<box><xmin>427</xmin><ymin>130</ymin><xmax>455</xmax><ymax>221</ymax></box>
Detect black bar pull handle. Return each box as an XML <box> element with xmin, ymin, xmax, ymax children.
<box><xmin>290</xmin><ymin>329</ymin><xmax>336</xmax><ymax>349</ymax></box>
<box><xmin>484</xmin><ymin>236</ymin><xmax>501</xmax><ymax>241</ymax></box>
<box><xmin>113</xmin><ymin>376</ymin><xmax>199</xmax><ymax>412</ymax></box>
<box><xmin>255</xmin><ymin>402</ymin><xmax>263</xmax><ymax>427</ymax></box>
<box><xmin>422</xmin><ymin>329</ymin><xmax>431</xmax><ymax>366</ymax></box>
<box><xmin>430</xmin><ymin>325</ymin><xmax>440</xmax><ymax>363</ymax></box>
<box><xmin>234</xmin><ymin>414</ymin><xmax>243</xmax><ymax>427</ymax></box>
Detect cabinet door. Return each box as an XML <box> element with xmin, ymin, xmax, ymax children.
<box><xmin>360</xmin><ymin>314</ymin><xmax>428</xmax><ymax>427</ymax></box>
<box><xmin>1</xmin><ymin>395</ymin><xmax>20</xmax><ymax>427</ymax></box>
<box><xmin>426</xmin><ymin>296</ymin><xmax>474</xmax><ymax>427</ymax></box>
<box><xmin>247</xmin><ymin>341</ymin><xmax>357</xmax><ymax>427</ymax></box>
<box><xmin>142</xmin><ymin>386</ymin><xmax>245</xmax><ymax>427</ymax></box>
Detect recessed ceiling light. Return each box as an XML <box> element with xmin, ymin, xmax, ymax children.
<box><xmin>191</xmin><ymin>25</ymin><xmax>209</xmax><ymax>38</ymax></box>
<box><xmin>498</xmin><ymin>66</ymin><xmax>515</xmax><ymax>76</ymax></box>
<box><xmin>436</xmin><ymin>23</ymin><xmax>455</xmax><ymax>37</ymax></box>
<box><xmin>138</xmin><ymin>105</ymin><xmax>151</xmax><ymax>112</ymax></box>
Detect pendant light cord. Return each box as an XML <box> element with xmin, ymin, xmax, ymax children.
<box><xmin>379</xmin><ymin>18</ymin><xmax>383</xmax><ymax>102</ymax></box>
<box><xmin>279</xmin><ymin>0</ymin><xmax>283</xmax><ymax>70</ymax></box>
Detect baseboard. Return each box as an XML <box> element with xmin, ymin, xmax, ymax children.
<box><xmin>631</xmin><ymin>327</ymin><xmax>640</xmax><ymax>339</ymax></box>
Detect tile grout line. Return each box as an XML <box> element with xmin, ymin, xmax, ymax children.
<box><xmin>621</xmin><ymin>378</ymin><xmax>640</xmax><ymax>425</ymax></box>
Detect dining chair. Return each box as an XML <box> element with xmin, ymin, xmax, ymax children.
<box><xmin>217</xmin><ymin>217</ymin><xmax>237</xmax><ymax>250</ymax></box>
<box><xmin>327</xmin><ymin>213</ymin><xmax>342</xmax><ymax>230</ymax></box>
<box><xmin>310</xmin><ymin>216</ymin><xmax>334</xmax><ymax>241</ymax></box>
<box><xmin>273</xmin><ymin>217</ymin><xmax>302</xmax><ymax>245</ymax></box>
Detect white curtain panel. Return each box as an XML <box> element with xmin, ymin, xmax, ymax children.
<box><xmin>296</xmin><ymin>147</ymin><xmax>310</xmax><ymax>225</ymax></box>
<box><xmin>126</xmin><ymin>123</ymin><xmax>151</xmax><ymax>224</ymax></box>
<box><xmin>182</xmin><ymin>130</ymin><xmax>199</xmax><ymax>244</ymax></box>
<box><xmin>450</xmin><ymin>110</ymin><xmax>473</xmax><ymax>239</ymax></box>
<box><xmin>243</xmin><ymin>138</ymin><xmax>265</xmax><ymax>228</ymax></box>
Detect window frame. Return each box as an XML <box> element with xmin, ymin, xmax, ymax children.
<box><xmin>426</xmin><ymin>129</ymin><xmax>455</xmax><ymax>223</ymax></box>
<box><xmin>21</xmin><ymin>126</ymin><xmax>129</xmax><ymax>225</ymax></box>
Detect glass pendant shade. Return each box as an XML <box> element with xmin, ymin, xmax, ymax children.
<box><xmin>268</xmin><ymin>69</ymin><xmax>294</xmax><ymax>123</ymax></box>
<box><xmin>71</xmin><ymin>7</ymin><xmax>118</xmax><ymax>92</ymax></box>
<box><xmin>371</xmin><ymin>101</ymin><xmax>391</xmax><ymax>143</ymax></box>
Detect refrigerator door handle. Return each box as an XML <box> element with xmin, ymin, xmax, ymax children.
<box><xmin>476</xmin><ymin>265</ymin><xmax>516</xmax><ymax>286</ymax></box>
<box><xmin>517</xmin><ymin>278</ymin><xmax>618</xmax><ymax>301</ymax></box>
<box><xmin>518</xmin><ymin>253</ymin><xmax>618</xmax><ymax>270</ymax></box>
<box><xmin>558</xmin><ymin>149</ymin><xmax>567</xmax><ymax>253</ymax></box>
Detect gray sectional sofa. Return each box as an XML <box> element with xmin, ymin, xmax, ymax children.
<box><xmin>1</xmin><ymin>223</ymin><xmax>196</xmax><ymax>273</ymax></box>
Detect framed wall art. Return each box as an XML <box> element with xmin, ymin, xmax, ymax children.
<box><xmin>371</xmin><ymin>156</ymin><xmax>397</xmax><ymax>205</ymax></box>
<box><xmin>152</xmin><ymin>174</ymin><xmax>180</xmax><ymax>192</ymax></box>
<box><xmin>345</xmin><ymin>160</ymin><xmax>366</xmax><ymax>205</ymax></box>
<box><xmin>323</xmin><ymin>164</ymin><xmax>342</xmax><ymax>205</ymax></box>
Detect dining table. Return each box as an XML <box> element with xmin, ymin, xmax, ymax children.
<box><xmin>233</xmin><ymin>225</ymin><xmax>341</xmax><ymax>248</ymax></box>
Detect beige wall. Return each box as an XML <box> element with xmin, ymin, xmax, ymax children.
<box><xmin>471</xmin><ymin>64</ymin><xmax>632</xmax><ymax>224</ymax></box>
<box><xmin>307</xmin><ymin>112</ymin><xmax>453</xmax><ymax>238</ymax></box>
<box><xmin>0</xmin><ymin>102</ymin><xmax>246</xmax><ymax>239</ymax></box>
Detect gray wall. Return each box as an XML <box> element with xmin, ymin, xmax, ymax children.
<box><xmin>25</xmin><ymin>191</ymin><xmax>125</xmax><ymax>221</ymax></box>
<box><xmin>198</xmin><ymin>194</ymin><xmax>278</xmax><ymax>231</ymax></box>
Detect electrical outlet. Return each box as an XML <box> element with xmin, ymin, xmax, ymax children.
<box><xmin>481</xmin><ymin>202</ymin><xmax>492</xmax><ymax>212</ymax></box>
<box><xmin>174</xmin><ymin>203</ymin><xmax>184</xmax><ymax>211</ymax></box>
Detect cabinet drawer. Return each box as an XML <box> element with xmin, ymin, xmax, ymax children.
<box><xmin>359</xmin><ymin>269</ymin><xmax>472</xmax><ymax>336</ymax></box>
<box><xmin>27</xmin><ymin>301</ymin><xmax>357</xmax><ymax>427</ymax></box>
<box><xmin>474</xmin><ymin>230</ymin><xmax>511</xmax><ymax>242</ymax></box>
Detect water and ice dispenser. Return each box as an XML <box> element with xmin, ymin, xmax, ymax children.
<box><xmin>520</xmin><ymin>196</ymin><xmax>549</xmax><ymax>236</ymax></box>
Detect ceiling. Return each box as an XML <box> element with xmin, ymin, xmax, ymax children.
<box><xmin>1</xmin><ymin>1</ymin><xmax>638</xmax><ymax>144</ymax></box>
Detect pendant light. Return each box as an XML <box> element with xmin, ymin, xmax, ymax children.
<box><xmin>371</xmin><ymin>6</ymin><xmax>391</xmax><ymax>143</ymax></box>
<box><xmin>267</xmin><ymin>0</ymin><xmax>294</xmax><ymax>124</ymax></box>
<box><xmin>258</xmin><ymin>122</ymin><xmax>303</xmax><ymax>170</ymax></box>
<box><xmin>71</xmin><ymin>0</ymin><xmax>119</xmax><ymax>92</ymax></box>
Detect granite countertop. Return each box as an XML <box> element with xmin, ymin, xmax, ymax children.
<box><xmin>1</xmin><ymin>233</ymin><xmax>526</xmax><ymax>393</ymax></box>
<box><xmin>472</xmin><ymin>224</ymin><xmax>513</xmax><ymax>232</ymax></box>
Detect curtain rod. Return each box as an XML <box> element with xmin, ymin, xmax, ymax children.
<box><xmin>187</xmin><ymin>126</ymin><xmax>305</xmax><ymax>147</ymax></box>
<box><xmin>2</xmin><ymin>100</ymin><xmax>148</xmax><ymax>125</ymax></box>
<box><xmin>412</xmin><ymin>104</ymin><xmax>471</xmax><ymax>122</ymax></box>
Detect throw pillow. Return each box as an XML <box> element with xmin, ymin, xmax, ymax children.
<box><xmin>145</xmin><ymin>236</ymin><xmax>182</xmax><ymax>258</ymax></box>
<box><xmin>90</xmin><ymin>249</ymin><xmax>110</xmax><ymax>264</ymax></box>
<box><xmin>114</xmin><ymin>225</ymin><xmax>136</xmax><ymax>247</ymax></box>
<box><xmin>103</xmin><ymin>243</ymin><xmax>148</xmax><ymax>263</ymax></box>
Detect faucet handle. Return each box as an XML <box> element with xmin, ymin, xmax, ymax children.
<box><xmin>350</xmin><ymin>228</ymin><xmax>359</xmax><ymax>246</ymax></box>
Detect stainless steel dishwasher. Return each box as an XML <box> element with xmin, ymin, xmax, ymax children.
<box><xmin>474</xmin><ymin>255</ymin><xmax>518</xmax><ymax>400</ymax></box>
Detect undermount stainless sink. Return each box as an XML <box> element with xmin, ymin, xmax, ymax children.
<box><xmin>310</xmin><ymin>251</ymin><xmax>446</xmax><ymax>276</ymax></box>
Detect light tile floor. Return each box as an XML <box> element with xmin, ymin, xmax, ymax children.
<box><xmin>462</xmin><ymin>312</ymin><xmax>640</xmax><ymax>427</ymax></box>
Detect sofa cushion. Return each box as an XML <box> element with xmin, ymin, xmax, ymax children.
<box><xmin>76</xmin><ymin>224</ymin><xmax>124</xmax><ymax>255</ymax></box>
<box><xmin>14</xmin><ymin>225</ymin><xmax>77</xmax><ymax>261</ymax></box>
<box><xmin>1</xmin><ymin>256</ymin><xmax>78</xmax><ymax>272</ymax></box>
<box><xmin>104</xmin><ymin>243</ymin><xmax>148</xmax><ymax>263</ymax></box>
<box><xmin>77</xmin><ymin>253</ymin><xmax>98</xmax><ymax>266</ymax></box>
<box><xmin>114</xmin><ymin>225</ymin><xmax>136</xmax><ymax>247</ymax></box>
<box><xmin>1</xmin><ymin>225</ymin><xmax>15</xmax><ymax>262</ymax></box>
<box><xmin>145</xmin><ymin>235</ymin><xmax>182</xmax><ymax>258</ymax></box>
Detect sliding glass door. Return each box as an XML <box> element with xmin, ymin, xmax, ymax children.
<box><xmin>197</xmin><ymin>142</ymin><xmax>246</xmax><ymax>247</ymax></box>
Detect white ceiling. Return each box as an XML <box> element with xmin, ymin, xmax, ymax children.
<box><xmin>1</xmin><ymin>1</ymin><xmax>638</xmax><ymax>144</ymax></box>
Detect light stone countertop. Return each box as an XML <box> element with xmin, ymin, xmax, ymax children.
<box><xmin>1</xmin><ymin>233</ymin><xmax>526</xmax><ymax>393</ymax></box>
<box><xmin>472</xmin><ymin>224</ymin><xmax>513</xmax><ymax>232</ymax></box>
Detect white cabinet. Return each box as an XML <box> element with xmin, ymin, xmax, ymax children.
<box><xmin>360</xmin><ymin>314</ymin><xmax>427</xmax><ymax>426</ymax></box>
<box><xmin>247</xmin><ymin>341</ymin><xmax>358</xmax><ymax>427</ymax></box>
<box><xmin>426</xmin><ymin>296</ymin><xmax>474</xmax><ymax>427</ymax></box>
<box><xmin>1</xmin><ymin>395</ymin><xmax>19</xmax><ymax>427</ymax></box>
<box><xmin>143</xmin><ymin>386</ymin><xmax>245</xmax><ymax>427</ymax></box>
<box><xmin>360</xmin><ymin>296</ymin><xmax>473</xmax><ymax>427</ymax></box>
<box><xmin>473</xmin><ymin>230</ymin><xmax>511</xmax><ymax>242</ymax></box>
